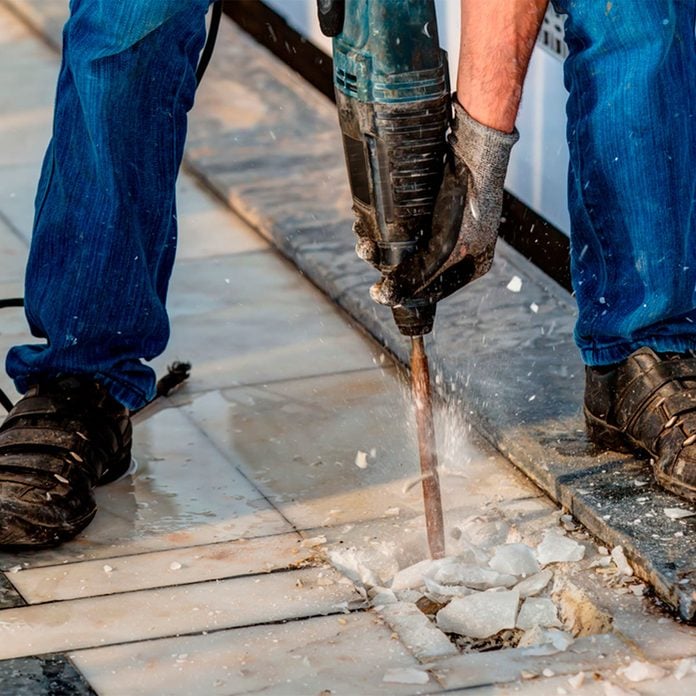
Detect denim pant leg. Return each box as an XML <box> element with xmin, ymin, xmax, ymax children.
<box><xmin>6</xmin><ymin>0</ymin><xmax>211</xmax><ymax>409</ymax></box>
<box><xmin>556</xmin><ymin>1</ymin><xmax>696</xmax><ymax>365</ymax></box>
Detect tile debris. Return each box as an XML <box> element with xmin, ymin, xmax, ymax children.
<box><xmin>663</xmin><ymin>507</ymin><xmax>695</xmax><ymax>520</ymax></box>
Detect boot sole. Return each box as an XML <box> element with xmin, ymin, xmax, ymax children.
<box><xmin>0</xmin><ymin>505</ymin><xmax>97</xmax><ymax>550</ymax></box>
<box><xmin>584</xmin><ymin>407</ymin><xmax>643</xmax><ymax>455</ymax></box>
<box><xmin>585</xmin><ymin>407</ymin><xmax>696</xmax><ymax>503</ymax></box>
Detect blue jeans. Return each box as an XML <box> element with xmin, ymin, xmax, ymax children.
<box><xmin>6</xmin><ymin>1</ymin><xmax>696</xmax><ymax>409</ymax></box>
<box><xmin>555</xmin><ymin>0</ymin><xmax>696</xmax><ymax>366</ymax></box>
<box><xmin>6</xmin><ymin>0</ymin><xmax>211</xmax><ymax>410</ymax></box>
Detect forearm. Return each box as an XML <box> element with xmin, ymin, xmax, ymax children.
<box><xmin>457</xmin><ymin>0</ymin><xmax>549</xmax><ymax>133</ymax></box>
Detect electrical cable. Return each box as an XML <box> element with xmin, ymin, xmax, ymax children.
<box><xmin>196</xmin><ymin>0</ymin><xmax>223</xmax><ymax>85</ymax></box>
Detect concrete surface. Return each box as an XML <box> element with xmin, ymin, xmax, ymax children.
<box><xmin>0</xmin><ymin>2</ymin><xmax>694</xmax><ymax>695</ymax></box>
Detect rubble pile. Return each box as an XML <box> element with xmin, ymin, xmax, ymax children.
<box><xmin>330</xmin><ymin>521</ymin><xmax>599</xmax><ymax>654</ymax></box>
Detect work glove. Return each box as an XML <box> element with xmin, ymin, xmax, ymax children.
<box><xmin>367</xmin><ymin>100</ymin><xmax>519</xmax><ymax>307</ymax></box>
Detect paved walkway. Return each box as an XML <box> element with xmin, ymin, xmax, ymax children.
<box><xmin>0</xmin><ymin>4</ymin><xmax>695</xmax><ymax>695</ymax></box>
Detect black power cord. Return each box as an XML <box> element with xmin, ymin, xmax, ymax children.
<box><xmin>0</xmin><ymin>2</ymin><xmax>225</xmax><ymax>413</ymax></box>
<box><xmin>197</xmin><ymin>0</ymin><xmax>223</xmax><ymax>85</ymax></box>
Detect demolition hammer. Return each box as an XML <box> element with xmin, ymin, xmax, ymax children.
<box><xmin>319</xmin><ymin>0</ymin><xmax>450</xmax><ymax>558</ymax></box>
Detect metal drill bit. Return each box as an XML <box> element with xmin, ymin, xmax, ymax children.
<box><xmin>410</xmin><ymin>335</ymin><xmax>445</xmax><ymax>559</ymax></box>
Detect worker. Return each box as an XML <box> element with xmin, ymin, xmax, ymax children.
<box><xmin>0</xmin><ymin>0</ymin><xmax>693</xmax><ymax>550</ymax></box>
<box><xmin>373</xmin><ymin>1</ymin><xmax>696</xmax><ymax>506</ymax></box>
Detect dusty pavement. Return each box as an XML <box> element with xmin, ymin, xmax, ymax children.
<box><xmin>0</xmin><ymin>2</ymin><xmax>695</xmax><ymax>695</ymax></box>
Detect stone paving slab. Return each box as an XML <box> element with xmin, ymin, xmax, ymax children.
<box><xmin>5</xmin><ymin>0</ymin><xmax>694</xmax><ymax>622</ymax></box>
<box><xmin>0</xmin><ymin>567</ymin><xmax>362</xmax><ymax>660</ymax></box>
<box><xmin>69</xmin><ymin>613</ymin><xmax>430</xmax><ymax>696</ymax></box>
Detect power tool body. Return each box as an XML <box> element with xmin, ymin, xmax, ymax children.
<box><xmin>319</xmin><ymin>0</ymin><xmax>453</xmax><ymax>557</ymax></box>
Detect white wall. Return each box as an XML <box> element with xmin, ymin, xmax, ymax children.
<box><xmin>263</xmin><ymin>0</ymin><xmax>570</xmax><ymax>235</ymax></box>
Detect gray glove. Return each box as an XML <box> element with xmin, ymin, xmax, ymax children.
<box><xmin>369</xmin><ymin>100</ymin><xmax>519</xmax><ymax>306</ymax></box>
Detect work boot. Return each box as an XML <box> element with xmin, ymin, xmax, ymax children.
<box><xmin>0</xmin><ymin>375</ymin><xmax>132</xmax><ymax>549</ymax></box>
<box><xmin>584</xmin><ymin>346</ymin><xmax>696</xmax><ymax>502</ymax></box>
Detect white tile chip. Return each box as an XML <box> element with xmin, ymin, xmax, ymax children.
<box><xmin>507</xmin><ymin>275</ymin><xmax>523</xmax><ymax>292</ymax></box>
<box><xmin>434</xmin><ymin>562</ymin><xmax>517</xmax><ymax>590</ymax></box>
<box><xmin>354</xmin><ymin>450</ymin><xmax>368</xmax><ymax>469</ymax></box>
<box><xmin>610</xmin><ymin>546</ymin><xmax>633</xmax><ymax>576</ymax></box>
<box><xmin>617</xmin><ymin>660</ymin><xmax>667</xmax><ymax>682</ymax></box>
<box><xmin>663</xmin><ymin>507</ymin><xmax>695</xmax><ymax>520</ymax></box>
<box><xmin>514</xmin><ymin>569</ymin><xmax>553</xmax><ymax>597</ymax></box>
<box><xmin>568</xmin><ymin>672</ymin><xmax>585</xmax><ymax>689</ymax></box>
<box><xmin>674</xmin><ymin>657</ymin><xmax>696</xmax><ymax>680</ymax></box>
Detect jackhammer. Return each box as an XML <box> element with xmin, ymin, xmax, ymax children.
<box><xmin>319</xmin><ymin>0</ymin><xmax>453</xmax><ymax>558</ymax></box>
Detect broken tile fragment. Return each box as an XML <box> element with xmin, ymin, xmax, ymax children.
<box><xmin>567</xmin><ymin>672</ymin><xmax>585</xmax><ymax>689</ymax></box>
<box><xmin>423</xmin><ymin>576</ymin><xmax>473</xmax><ymax>603</ymax></box>
<box><xmin>617</xmin><ymin>660</ymin><xmax>667</xmax><ymax>682</ymax></box>
<box><xmin>517</xmin><ymin>625</ymin><xmax>571</xmax><ymax>652</ymax></box>
<box><xmin>390</xmin><ymin>558</ymin><xmax>450</xmax><ymax>591</ymax></box>
<box><xmin>514</xmin><ymin>569</ymin><xmax>553</xmax><ymax>597</ymax></box>
<box><xmin>663</xmin><ymin>507</ymin><xmax>695</xmax><ymax>520</ymax></box>
<box><xmin>610</xmin><ymin>546</ymin><xmax>633</xmax><ymax>576</ymax></box>
<box><xmin>328</xmin><ymin>547</ymin><xmax>382</xmax><ymax>590</ymax></box>
<box><xmin>516</xmin><ymin>597</ymin><xmax>561</xmax><ymax>630</ymax></box>
<box><xmin>536</xmin><ymin>530</ymin><xmax>585</xmax><ymax>565</ymax></box>
<box><xmin>435</xmin><ymin>589</ymin><xmax>519</xmax><ymax>638</ymax></box>
<box><xmin>379</xmin><ymin>602</ymin><xmax>458</xmax><ymax>660</ymax></box>
<box><xmin>489</xmin><ymin>543</ymin><xmax>540</xmax><ymax>577</ymax></box>
<box><xmin>370</xmin><ymin>587</ymin><xmax>398</xmax><ymax>606</ymax></box>
<box><xmin>674</xmin><ymin>657</ymin><xmax>696</xmax><ymax>680</ymax></box>
<box><xmin>433</xmin><ymin>563</ymin><xmax>517</xmax><ymax>590</ymax></box>
<box><xmin>354</xmin><ymin>450</ymin><xmax>368</xmax><ymax>469</ymax></box>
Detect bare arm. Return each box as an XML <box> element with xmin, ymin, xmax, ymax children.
<box><xmin>457</xmin><ymin>0</ymin><xmax>549</xmax><ymax>133</ymax></box>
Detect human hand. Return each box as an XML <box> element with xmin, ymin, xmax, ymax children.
<box><xmin>369</xmin><ymin>100</ymin><xmax>519</xmax><ymax>307</ymax></box>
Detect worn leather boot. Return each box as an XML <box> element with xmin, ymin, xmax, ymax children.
<box><xmin>584</xmin><ymin>346</ymin><xmax>696</xmax><ymax>502</ymax></box>
<box><xmin>0</xmin><ymin>375</ymin><xmax>132</xmax><ymax>549</ymax></box>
